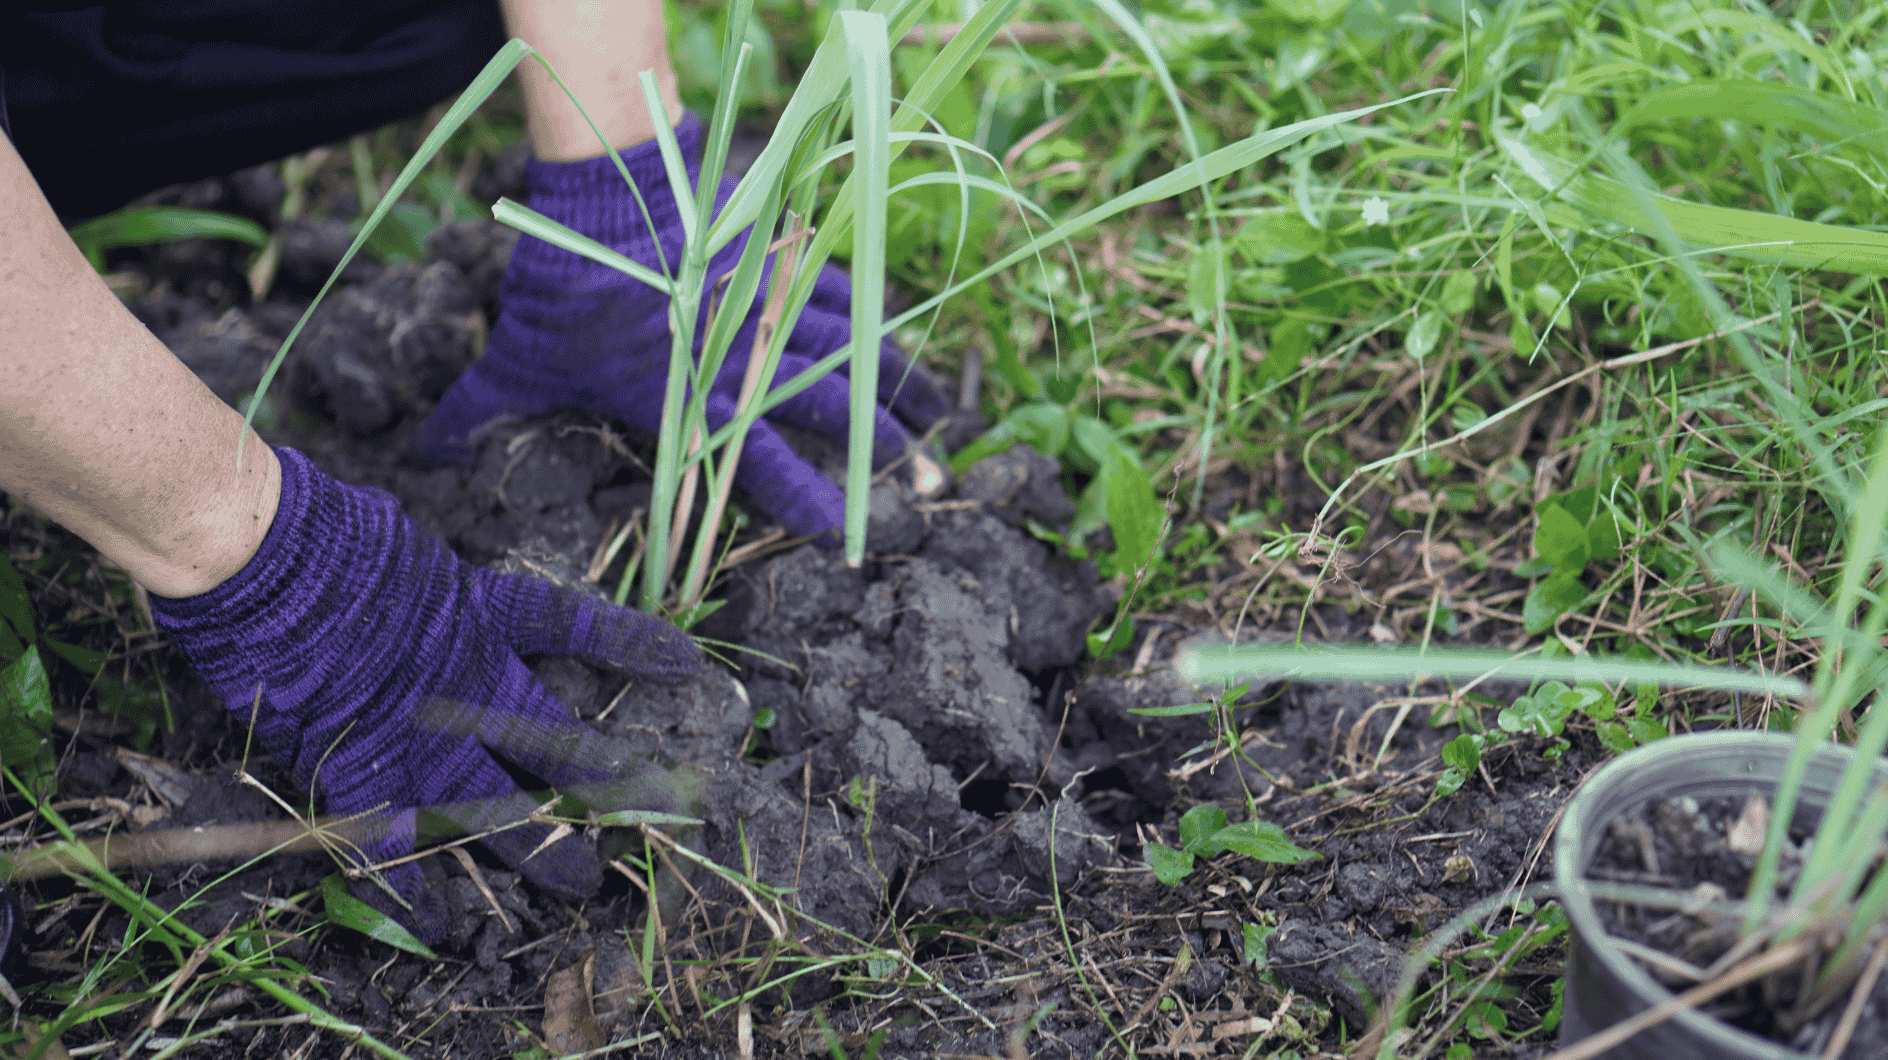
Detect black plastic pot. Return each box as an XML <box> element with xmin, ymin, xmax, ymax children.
<box><xmin>1556</xmin><ymin>731</ymin><xmax>1881</xmax><ymax>1059</ymax></box>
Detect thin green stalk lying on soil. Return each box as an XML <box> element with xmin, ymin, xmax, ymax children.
<box><xmin>3</xmin><ymin>767</ymin><xmax>405</xmax><ymax>1060</ymax></box>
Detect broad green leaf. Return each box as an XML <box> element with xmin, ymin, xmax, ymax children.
<box><xmin>1242</xmin><ymin>921</ymin><xmax>1272</xmax><ymax>966</ymax></box>
<box><xmin>1187</xmin><ymin>244</ymin><xmax>1231</xmax><ymax>320</ymax></box>
<box><xmin>1406</xmin><ymin>309</ymin><xmax>1443</xmax><ymax>360</ymax></box>
<box><xmin>1234</xmin><ymin>209</ymin><xmax>1327</xmax><ymax>265</ymax></box>
<box><xmin>1212</xmin><ymin>821</ymin><xmax>1320</xmax><ymax>865</ymax></box>
<box><xmin>1565</xmin><ymin>683</ymin><xmax>1615</xmax><ymax>721</ymax></box>
<box><xmin>1072</xmin><ymin>416</ymin><xmax>1143</xmax><ymax>477</ymax></box>
<box><xmin>1587</xmin><ymin>511</ymin><xmax>1623</xmax><ymax>561</ymax></box>
<box><xmin>1441</xmin><ymin>734</ymin><xmax>1482</xmax><ymax>773</ymax></box>
<box><xmin>356</xmin><ymin>201</ymin><xmax>437</xmax><ymax>266</ymax></box>
<box><xmin>67</xmin><ymin>207</ymin><xmax>268</xmax><ymax>271</ymax></box>
<box><xmin>0</xmin><ymin>620</ymin><xmax>20</xmax><ymax>666</ymax></box>
<box><xmin>1547</xmin><ymin>485</ymin><xmax>1599</xmax><ymax>526</ymax></box>
<box><xmin>0</xmin><ymin>647</ymin><xmax>54</xmax><ymax>789</ymax></box>
<box><xmin>1087</xmin><ymin>614</ymin><xmax>1135</xmax><ymax>661</ymax></box>
<box><xmin>1531</xmin><ymin>282</ymin><xmax>1571</xmax><ymax>328</ymax></box>
<box><xmin>1532</xmin><ymin>504</ymin><xmax>1589</xmax><ymax>571</ymax></box>
<box><xmin>950</xmin><ymin>403</ymin><xmax>1072</xmax><ymax>474</ymax></box>
<box><xmin>1619</xmin><ymin>80</ymin><xmax>1888</xmax><ymax>165</ymax></box>
<box><xmin>1502</xmin><ymin>134</ymin><xmax>1888</xmax><ymax>276</ymax></box>
<box><xmin>320</xmin><ymin>874</ymin><xmax>437</xmax><ymax>957</ymax></box>
<box><xmin>1439</xmin><ymin>269</ymin><xmax>1478</xmax><ymax>315</ymax></box>
<box><xmin>1595</xmin><ymin>721</ymin><xmax>1637</xmax><ymax>754</ymax></box>
<box><xmin>42</xmin><ymin>638</ymin><xmax>105</xmax><ymax>674</ymax></box>
<box><xmin>1146</xmin><ymin>842</ymin><xmax>1194</xmax><ymax>886</ymax></box>
<box><xmin>1179</xmin><ymin>805</ymin><xmax>1230</xmax><ymax>854</ymax></box>
<box><xmin>1626</xmin><ymin>716</ymin><xmax>1669</xmax><ymax>744</ymax></box>
<box><xmin>1523</xmin><ymin>571</ymin><xmax>1588</xmax><ymax>634</ymax></box>
<box><xmin>1259</xmin><ymin>314</ymin><xmax>1315</xmax><ymax>386</ymax></box>
<box><xmin>1102</xmin><ymin>447</ymin><xmax>1163</xmax><ymax>574</ymax></box>
<box><xmin>0</xmin><ymin>647</ymin><xmax>52</xmax><ymax>728</ymax></box>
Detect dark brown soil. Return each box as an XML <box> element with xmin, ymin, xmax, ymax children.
<box><xmin>0</xmin><ymin>160</ymin><xmax>1592</xmax><ymax>1059</ymax></box>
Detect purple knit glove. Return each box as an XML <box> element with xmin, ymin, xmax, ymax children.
<box><xmin>411</xmin><ymin>112</ymin><xmax>951</xmax><ymax>538</ymax></box>
<box><xmin>149</xmin><ymin>447</ymin><xmax>701</xmax><ymax>944</ymax></box>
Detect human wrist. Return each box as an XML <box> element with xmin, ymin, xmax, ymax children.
<box><xmin>139</xmin><ymin>437</ymin><xmax>281</xmax><ymax>600</ymax></box>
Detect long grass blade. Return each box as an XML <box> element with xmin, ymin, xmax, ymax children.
<box><xmin>839</xmin><ymin>11</ymin><xmax>892</xmax><ymax>565</ymax></box>
<box><xmin>240</xmin><ymin>38</ymin><xmax>535</xmax><ymax>454</ymax></box>
<box><xmin>489</xmin><ymin>199</ymin><xmax>671</xmax><ymax>289</ymax></box>
<box><xmin>1084</xmin><ymin>0</ymin><xmax>1233</xmax><ymax>510</ymax></box>
<box><xmin>714</xmin><ymin>92</ymin><xmax>1443</xmax><ymax>444</ymax></box>
<box><xmin>1618</xmin><ymin>80</ymin><xmax>1888</xmax><ymax>165</ymax></box>
<box><xmin>1173</xmin><ymin>644</ymin><xmax>1806</xmax><ymax>698</ymax></box>
<box><xmin>1503</xmin><ymin>134</ymin><xmax>1888</xmax><ymax>276</ymax></box>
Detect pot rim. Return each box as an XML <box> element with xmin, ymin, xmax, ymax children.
<box><xmin>1554</xmin><ymin>730</ymin><xmax>1873</xmax><ymax>1059</ymax></box>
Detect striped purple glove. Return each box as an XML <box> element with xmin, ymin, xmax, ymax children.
<box><xmin>411</xmin><ymin>112</ymin><xmax>951</xmax><ymax>538</ymax></box>
<box><xmin>150</xmin><ymin>447</ymin><xmax>700</xmax><ymax>943</ymax></box>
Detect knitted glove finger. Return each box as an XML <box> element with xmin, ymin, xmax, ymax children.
<box><xmin>420</xmin><ymin>697</ymin><xmax>701</xmax><ymax>815</ymax></box>
<box><xmin>707</xmin><ymin>374</ymin><xmax>912</xmax><ymax>468</ymax></box>
<box><xmin>420</xmin><ymin>770</ymin><xmax>603</xmax><ymax>901</ymax></box>
<box><xmin>798</xmin><ymin>263</ymin><xmax>953</xmax><ymax>427</ymax></box>
<box><xmin>722</xmin><ymin>410</ymin><xmax>846</xmax><ymax>539</ymax></box>
<box><xmin>479</xmin><ymin>572</ymin><xmax>700</xmax><ymax>682</ymax></box>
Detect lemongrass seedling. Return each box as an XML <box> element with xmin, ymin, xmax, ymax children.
<box><xmin>234</xmin><ymin>0</ymin><xmax>1438</xmax><ymax>624</ymax></box>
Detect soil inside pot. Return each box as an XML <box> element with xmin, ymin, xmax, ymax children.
<box><xmin>1588</xmin><ymin>792</ymin><xmax>1888</xmax><ymax>1057</ymax></box>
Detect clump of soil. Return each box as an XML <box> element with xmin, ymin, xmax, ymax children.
<box><xmin>1</xmin><ymin>166</ymin><xmax>1592</xmax><ymax>1058</ymax></box>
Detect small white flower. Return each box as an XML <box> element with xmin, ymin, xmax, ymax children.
<box><xmin>1361</xmin><ymin>196</ymin><xmax>1391</xmax><ymax>227</ymax></box>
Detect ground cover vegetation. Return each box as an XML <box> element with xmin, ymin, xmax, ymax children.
<box><xmin>2</xmin><ymin>0</ymin><xmax>1887</xmax><ymax>1055</ymax></box>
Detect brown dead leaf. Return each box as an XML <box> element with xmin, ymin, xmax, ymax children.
<box><xmin>542</xmin><ymin>951</ymin><xmax>604</xmax><ymax>1057</ymax></box>
<box><xmin>114</xmin><ymin>748</ymin><xmax>196</xmax><ymax>809</ymax></box>
<box><xmin>1727</xmin><ymin>794</ymin><xmax>1769</xmax><ymax>857</ymax></box>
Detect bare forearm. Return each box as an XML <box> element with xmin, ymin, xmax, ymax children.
<box><xmin>0</xmin><ymin>136</ymin><xmax>278</xmax><ymax>599</ymax></box>
<box><xmin>500</xmin><ymin>0</ymin><xmax>683</xmax><ymax>161</ymax></box>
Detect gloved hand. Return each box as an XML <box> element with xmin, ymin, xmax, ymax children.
<box><xmin>412</xmin><ymin>112</ymin><xmax>951</xmax><ymax>539</ymax></box>
<box><xmin>150</xmin><ymin>447</ymin><xmax>701</xmax><ymax>944</ymax></box>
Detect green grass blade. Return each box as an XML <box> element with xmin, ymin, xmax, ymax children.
<box><xmin>709</xmin><ymin>92</ymin><xmax>1441</xmax><ymax>443</ymax></box>
<box><xmin>67</xmin><ymin>207</ymin><xmax>268</xmax><ymax>271</ymax></box>
<box><xmin>697</xmin><ymin>0</ymin><xmax>757</xmax><ymax>204</ymax></box>
<box><xmin>640</xmin><ymin>68</ymin><xmax>713</xmax><ymax>611</ymax></box>
<box><xmin>1084</xmin><ymin>0</ymin><xmax>1233</xmax><ymax>510</ymax></box>
<box><xmin>1502</xmin><ymin>134</ymin><xmax>1888</xmax><ymax>275</ymax></box>
<box><xmin>643</xmin><ymin>79</ymin><xmax>699</xmax><ymax>250</ymax></box>
<box><xmin>1619</xmin><ymin>80</ymin><xmax>1888</xmax><ymax>165</ymax></box>
<box><xmin>839</xmin><ymin>9</ymin><xmax>892</xmax><ymax>565</ymax></box>
<box><xmin>1744</xmin><ymin>426</ymin><xmax>1888</xmax><ymax>927</ymax></box>
<box><xmin>241</xmin><ymin>38</ymin><xmax>534</xmax><ymax>451</ymax></box>
<box><xmin>1173</xmin><ymin>644</ymin><xmax>1806</xmax><ymax>699</ymax></box>
<box><xmin>489</xmin><ymin>198</ymin><xmax>671</xmax><ymax>290</ymax></box>
<box><xmin>765</xmin><ymin>0</ymin><xmax>1026</xmax><ymax>276</ymax></box>
<box><xmin>1782</xmin><ymin>422</ymin><xmax>1888</xmax><ymax>903</ymax></box>
<box><xmin>708</xmin><ymin>0</ymin><xmax>942</xmax><ymax>256</ymax></box>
